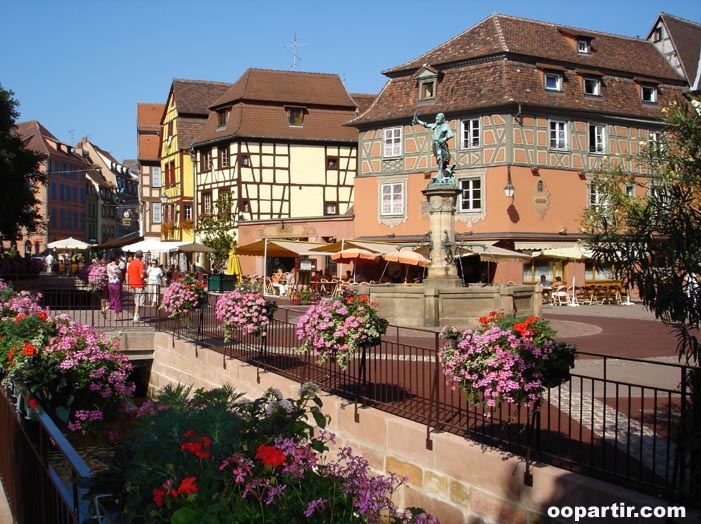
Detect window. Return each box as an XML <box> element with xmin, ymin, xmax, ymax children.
<box><xmin>326</xmin><ymin>156</ymin><xmax>339</xmax><ymax>169</ymax></box>
<box><xmin>588</xmin><ymin>181</ymin><xmax>609</xmax><ymax>211</ymax></box>
<box><xmin>461</xmin><ymin>118</ymin><xmax>481</xmax><ymax>149</ymax></box>
<box><xmin>380</xmin><ymin>182</ymin><xmax>404</xmax><ymax>216</ymax></box>
<box><xmin>217</xmin><ymin>109</ymin><xmax>230</xmax><ymax>129</ymax></box>
<box><xmin>549</xmin><ymin>121</ymin><xmax>568</xmax><ymax>150</ymax></box>
<box><xmin>419</xmin><ymin>79</ymin><xmax>436</xmax><ymax>101</ymax></box>
<box><xmin>545</xmin><ymin>72</ymin><xmax>563</xmax><ymax>91</ymax></box>
<box><xmin>583</xmin><ymin>77</ymin><xmax>601</xmax><ymax>96</ymax></box>
<box><xmin>220</xmin><ymin>147</ymin><xmax>230</xmax><ymax>168</ymax></box>
<box><xmin>240</xmin><ymin>154</ymin><xmax>250</xmax><ymax>167</ymax></box>
<box><xmin>200</xmin><ymin>150</ymin><xmax>212</xmax><ymax>172</ymax></box>
<box><xmin>383</xmin><ymin>127</ymin><xmax>402</xmax><ymax>157</ymax></box>
<box><xmin>458</xmin><ymin>177</ymin><xmax>482</xmax><ymax>212</ymax></box>
<box><xmin>588</xmin><ymin>124</ymin><xmax>606</xmax><ymax>153</ymax></box>
<box><xmin>577</xmin><ymin>39</ymin><xmax>591</xmax><ymax>54</ymax></box>
<box><xmin>624</xmin><ymin>183</ymin><xmax>635</xmax><ymax>198</ymax></box>
<box><xmin>286</xmin><ymin>107</ymin><xmax>304</xmax><ymax>127</ymax></box>
<box><xmin>641</xmin><ymin>85</ymin><xmax>658</xmax><ymax>103</ymax></box>
<box><xmin>183</xmin><ymin>204</ymin><xmax>192</xmax><ymax>221</ymax></box>
<box><xmin>152</xmin><ymin>167</ymin><xmax>161</xmax><ymax>188</ymax></box>
<box><xmin>324</xmin><ymin>201</ymin><xmax>338</xmax><ymax>215</ymax></box>
<box><xmin>202</xmin><ymin>192</ymin><xmax>212</xmax><ymax>215</ymax></box>
<box><xmin>653</xmin><ymin>27</ymin><xmax>662</xmax><ymax>42</ymax></box>
<box><xmin>152</xmin><ymin>203</ymin><xmax>161</xmax><ymax>224</ymax></box>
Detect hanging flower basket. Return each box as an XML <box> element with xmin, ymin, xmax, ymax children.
<box><xmin>161</xmin><ymin>275</ymin><xmax>208</xmax><ymax>320</ymax></box>
<box><xmin>215</xmin><ymin>290</ymin><xmax>277</xmax><ymax>342</ymax></box>
<box><xmin>296</xmin><ymin>293</ymin><xmax>388</xmax><ymax>370</ymax></box>
<box><xmin>439</xmin><ymin>311</ymin><xmax>575</xmax><ymax>412</ymax></box>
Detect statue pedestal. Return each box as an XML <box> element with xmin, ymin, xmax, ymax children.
<box><xmin>422</xmin><ymin>183</ymin><xmax>462</xmax><ymax>290</ymax></box>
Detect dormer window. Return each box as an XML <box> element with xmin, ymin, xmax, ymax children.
<box><xmin>583</xmin><ymin>77</ymin><xmax>601</xmax><ymax>96</ymax></box>
<box><xmin>414</xmin><ymin>65</ymin><xmax>440</xmax><ymax>103</ymax></box>
<box><xmin>577</xmin><ymin>38</ymin><xmax>591</xmax><ymax>54</ymax></box>
<box><xmin>545</xmin><ymin>72</ymin><xmax>563</xmax><ymax>91</ymax></box>
<box><xmin>286</xmin><ymin>106</ymin><xmax>305</xmax><ymax>127</ymax></box>
<box><xmin>217</xmin><ymin>108</ymin><xmax>230</xmax><ymax>130</ymax></box>
<box><xmin>419</xmin><ymin>79</ymin><xmax>436</xmax><ymax>101</ymax></box>
<box><xmin>641</xmin><ymin>85</ymin><xmax>658</xmax><ymax>103</ymax></box>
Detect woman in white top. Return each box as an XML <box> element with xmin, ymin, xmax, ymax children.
<box><xmin>146</xmin><ymin>258</ymin><xmax>165</xmax><ymax>306</ymax></box>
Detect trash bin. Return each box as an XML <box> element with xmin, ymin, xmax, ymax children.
<box><xmin>208</xmin><ymin>274</ymin><xmax>237</xmax><ymax>292</ymax></box>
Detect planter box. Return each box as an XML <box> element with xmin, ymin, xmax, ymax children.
<box><xmin>208</xmin><ymin>274</ymin><xmax>237</xmax><ymax>292</ymax></box>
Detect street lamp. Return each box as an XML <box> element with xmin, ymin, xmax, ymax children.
<box><xmin>503</xmin><ymin>164</ymin><xmax>515</xmax><ymax>200</ymax></box>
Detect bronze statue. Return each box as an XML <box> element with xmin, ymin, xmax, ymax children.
<box><xmin>413</xmin><ymin>112</ymin><xmax>455</xmax><ymax>184</ymax></box>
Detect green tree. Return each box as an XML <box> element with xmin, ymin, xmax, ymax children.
<box><xmin>196</xmin><ymin>190</ymin><xmax>238</xmax><ymax>269</ymax></box>
<box><xmin>584</xmin><ymin>95</ymin><xmax>701</xmax><ymax>499</ymax></box>
<box><xmin>0</xmin><ymin>85</ymin><xmax>47</xmax><ymax>245</ymax></box>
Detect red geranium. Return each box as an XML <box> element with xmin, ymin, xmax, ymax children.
<box><xmin>255</xmin><ymin>444</ymin><xmax>286</xmax><ymax>468</ymax></box>
<box><xmin>177</xmin><ymin>476</ymin><xmax>199</xmax><ymax>495</ymax></box>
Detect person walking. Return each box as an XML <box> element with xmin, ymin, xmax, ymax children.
<box><xmin>146</xmin><ymin>258</ymin><xmax>165</xmax><ymax>306</ymax></box>
<box><xmin>126</xmin><ymin>250</ymin><xmax>146</xmax><ymax>322</ymax></box>
<box><xmin>45</xmin><ymin>251</ymin><xmax>54</xmax><ymax>274</ymax></box>
<box><xmin>106</xmin><ymin>254</ymin><xmax>123</xmax><ymax>321</ymax></box>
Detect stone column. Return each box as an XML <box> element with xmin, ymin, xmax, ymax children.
<box><xmin>422</xmin><ymin>184</ymin><xmax>462</xmax><ymax>290</ymax></box>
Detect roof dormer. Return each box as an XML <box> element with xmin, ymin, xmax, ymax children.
<box><xmin>413</xmin><ymin>65</ymin><xmax>441</xmax><ymax>103</ymax></box>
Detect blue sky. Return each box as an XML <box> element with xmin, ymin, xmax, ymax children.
<box><xmin>2</xmin><ymin>0</ymin><xmax>698</xmax><ymax>163</ymax></box>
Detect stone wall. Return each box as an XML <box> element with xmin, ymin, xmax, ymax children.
<box><xmin>148</xmin><ymin>332</ymin><xmax>674</xmax><ymax>524</ymax></box>
<box><xmin>356</xmin><ymin>284</ymin><xmax>543</xmax><ymax>329</ymax></box>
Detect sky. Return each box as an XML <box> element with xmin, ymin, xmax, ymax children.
<box><xmin>2</xmin><ymin>0</ymin><xmax>699</xmax><ymax>163</ymax></box>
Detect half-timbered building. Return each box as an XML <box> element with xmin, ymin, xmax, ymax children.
<box><xmin>193</xmin><ymin>68</ymin><xmax>369</xmax><ymax>275</ymax></box>
<box><xmin>349</xmin><ymin>13</ymin><xmax>689</xmax><ymax>285</ymax></box>
<box><xmin>137</xmin><ymin>103</ymin><xmax>166</xmax><ymax>239</ymax></box>
<box><xmin>160</xmin><ymin>79</ymin><xmax>231</xmax><ymax>242</ymax></box>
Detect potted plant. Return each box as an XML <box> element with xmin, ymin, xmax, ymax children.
<box><xmin>439</xmin><ymin>311</ymin><xmax>575</xmax><ymax>412</ymax></box>
<box><xmin>87</xmin><ymin>383</ymin><xmax>438</xmax><ymax>524</ymax></box>
<box><xmin>296</xmin><ymin>292</ymin><xmax>388</xmax><ymax>370</ymax></box>
<box><xmin>0</xmin><ymin>287</ymin><xmax>135</xmax><ymax>433</ymax></box>
<box><xmin>161</xmin><ymin>274</ymin><xmax>209</xmax><ymax>321</ymax></box>
<box><xmin>214</xmin><ymin>290</ymin><xmax>277</xmax><ymax>342</ymax></box>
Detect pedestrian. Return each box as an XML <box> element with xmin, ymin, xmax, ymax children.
<box><xmin>106</xmin><ymin>253</ymin><xmax>123</xmax><ymax>321</ymax></box>
<box><xmin>146</xmin><ymin>257</ymin><xmax>165</xmax><ymax>306</ymax></box>
<box><xmin>126</xmin><ymin>250</ymin><xmax>146</xmax><ymax>322</ymax></box>
<box><xmin>45</xmin><ymin>251</ymin><xmax>54</xmax><ymax>274</ymax></box>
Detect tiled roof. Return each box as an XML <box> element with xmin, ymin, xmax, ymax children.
<box><xmin>353</xmin><ymin>13</ymin><xmax>687</xmax><ymax>126</ymax></box>
<box><xmin>349</xmin><ymin>93</ymin><xmax>377</xmax><ymax>115</ymax></box>
<box><xmin>138</xmin><ymin>134</ymin><xmax>160</xmax><ymax>161</ymax></box>
<box><xmin>16</xmin><ymin>120</ymin><xmax>56</xmax><ymax>156</ymax></box>
<box><xmin>384</xmin><ymin>14</ymin><xmax>682</xmax><ymax>80</ymax></box>
<box><xmin>137</xmin><ymin>103</ymin><xmax>165</xmax><ymax>130</ymax></box>
<box><xmin>657</xmin><ymin>13</ymin><xmax>701</xmax><ymax>87</ymax></box>
<box><xmin>172</xmin><ymin>79</ymin><xmax>231</xmax><ymax>116</ymax></box>
<box><xmin>196</xmin><ymin>69</ymin><xmax>362</xmax><ymax>144</ymax></box>
<box><xmin>210</xmin><ymin>69</ymin><xmax>357</xmax><ymax>109</ymax></box>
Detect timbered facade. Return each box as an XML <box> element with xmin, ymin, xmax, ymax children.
<box><xmin>137</xmin><ymin>103</ymin><xmax>166</xmax><ymax>239</ymax></box>
<box><xmin>193</xmin><ymin>69</ymin><xmax>366</xmax><ymax>274</ymax></box>
<box><xmin>160</xmin><ymin>79</ymin><xmax>231</xmax><ymax>241</ymax></box>
<box><xmin>350</xmin><ymin>13</ymin><xmax>689</xmax><ymax>285</ymax></box>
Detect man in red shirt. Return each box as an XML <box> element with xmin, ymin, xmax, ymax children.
<box><xmin>126</xmin><ymin>250</ymin><xmax>146</xmax><ymax>321</ymax></box>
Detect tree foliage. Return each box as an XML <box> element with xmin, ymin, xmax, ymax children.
<box><xmin>0</xmin><ymin>84</ymin><xmax>47</xmax><ymax>242</ymax></box>
<box><xmin>584</xmin><ymin>95</ymin><xmax>701</xmax><ymax>364</ymax></box>
<box><xmin>196</xmin><ymin>191</ymin><xmax>238</xmax><ymax>268</ymax></box>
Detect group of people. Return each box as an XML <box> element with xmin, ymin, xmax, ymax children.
<box><xmin>102</xmin><ymin>250</ymin><xmax>166</xmax><ymax>321</ymax></box>
<box><xmin>271</xmin><ymin>268</ymin><xmax>296</xmax><ymax>296</ymax></box>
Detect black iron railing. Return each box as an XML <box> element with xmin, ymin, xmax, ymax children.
<box><xmin>169</xmin><ymin>301</ymin><xmax>698</xmax><ymax>503</ymax></box>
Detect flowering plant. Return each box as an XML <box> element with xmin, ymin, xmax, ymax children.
<box><xmin>0</xmin><ymin>288</ymin><xmax>135</xmax><ymax>433</ymax></box>
<box><xmin>161</xmin><ymin>274</ymin><xmax>208</xmax><ymax>319</ymax></box>
<box><xmin>87</xmin><ymin>263</ymin><xmax>108</xmax><ymax>291</ymax></box>
<box><xmin>296</xmin><ymin>292</ymin><xmax>388</xmax><ymax>370</ymax></box>
<box><xmin>215</xmin><ymin>290</ymin><xmax>277</xmax><ymax>342</ymax></box>
<box><xmin>439</xmin><ymin>311</ymin><xmax>575</xmax><ymax>411</ymax></box>
<box><xmin>89</xmin><ymin>383</ymin><xmax>438</xmax><ymax>524</ymax></box>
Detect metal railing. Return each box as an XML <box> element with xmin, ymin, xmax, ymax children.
<box><xmin>1</xmin><ymin>277</ymin><xmax>697</xmax><ymax>506</ymax></box>
<box><xmin>0</xmin><ymin>382</ymin><xmax>94</xmax><ymax>524</ymax></box>
<box><xmin>170</xmin><ymin>302</ymin><xmax>698</xmax><ymax>503</ymax></box>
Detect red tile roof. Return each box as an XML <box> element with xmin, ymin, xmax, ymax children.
<box><xmin>137</xmin><ymin>103</ymin><xmax>165</xmax><ymax>130</ymax></box>
<box><xmin>197</xmin><ymin>69</ymin><xmax>365</xmax><ymax>144</ymax></box>
<box><xmin>353</xmin><ymin>13</ymin><xmax>688</xmax><ymax>127</ymax></box>
<box><xmin>211</xmin><ymin>69</ymin><xmax>357</xmax><ymax>109</ymax></box>
<box><xmin>172</xmin><ymin>79</ymin><xmax>231</xmax><ymax>116</ymax></box>
<box><xmin>655</xmin><ymin>13</ymin><xmax>701</xmax><ymax>87</ymax></box>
